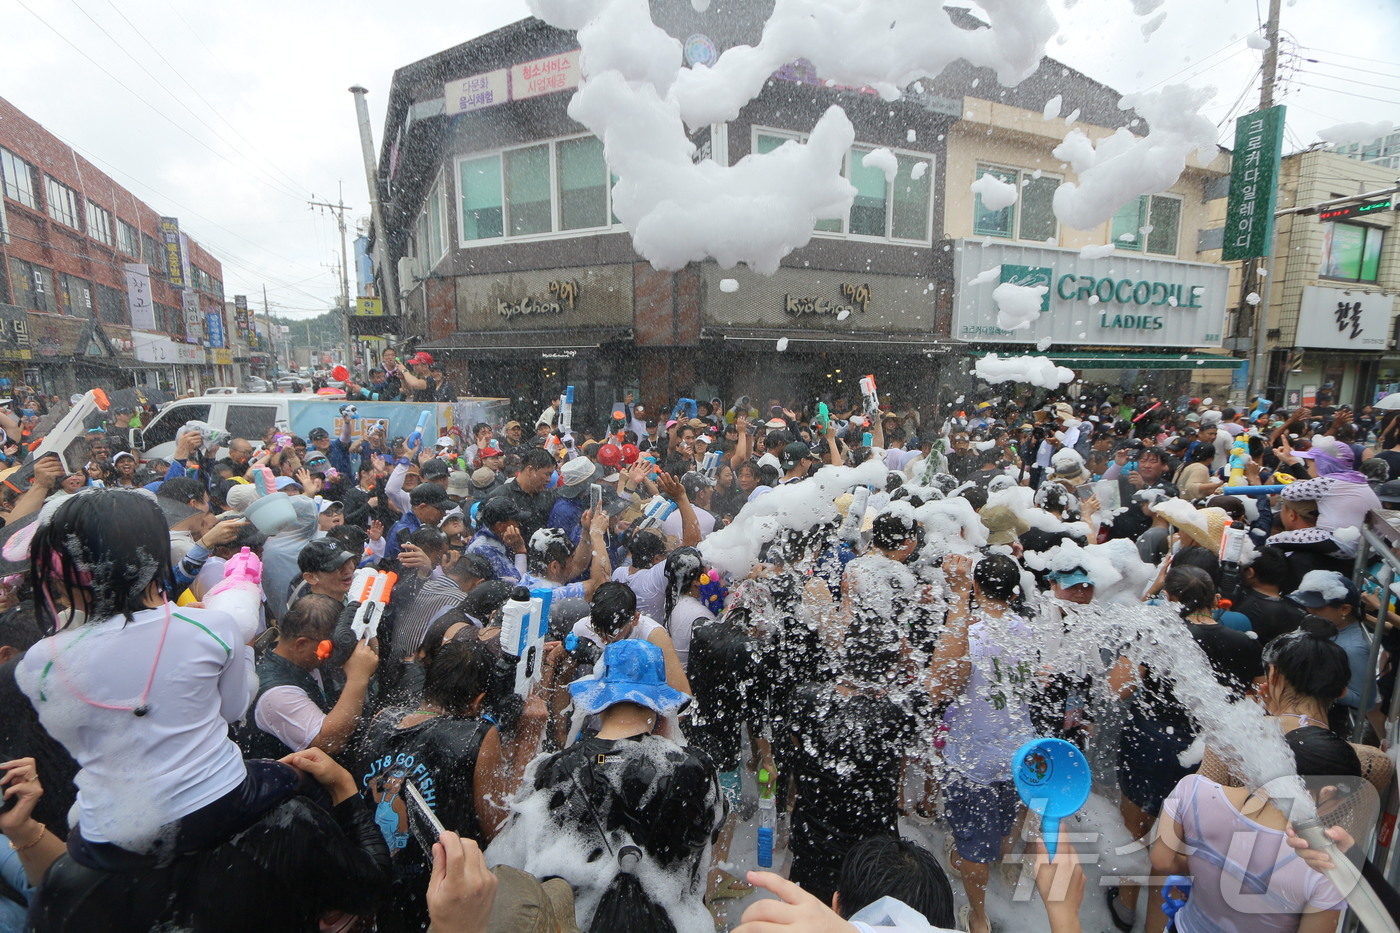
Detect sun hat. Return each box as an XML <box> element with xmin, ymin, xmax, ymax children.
<box><xmin>555</xmin><ymin>457</ymin><xmax>595</xmax><ymax>498</ymax></box>
<box><xmin>447</xmin><ymin>471</ymin><xmax>472</xmax><ymax>497</ymax></box>
<box><xmin>568</xmin><ymin>639</ymin><xmax>691</xmax><ymax>716</ymax></box>
<box><xmin>1162</xmin><ymin>505</ymin><xmax>1229</xmax><ymax>554</ymax></box>
<box><xmin>1047</xmin><ymin>567</ymin><xmax>1094</xmax><ymax>588</ymax></box>
<box><xmin>274</xmin><ymin>476</ymin><xmax>301</xmax><ymax>491</ymax></box>
<box><xmin>981</xmin><ymin>504</ymin><xmax>1031</xmax><ymax>546</ymax></box>
<box><xmin>471</xmin><ymin>467</ymin><xmax>497</xmax><ymax>490</ymax></box>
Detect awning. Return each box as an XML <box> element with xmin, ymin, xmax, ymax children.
<box><xmin>702</xmin><ymin>327</ymin><xmax>953</xmax><ymax>355</ymax></box>
<box><xmin>420</xmin><ymin>327</ymin><xmax>632</xmax><ymax>359</ymax></box>
<box><xmin>971</xmin><ymin>351</ymin><xmax>1244</xmax><ymax>371</ymax></box>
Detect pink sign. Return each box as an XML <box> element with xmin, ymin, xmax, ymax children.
<box><xmin>510</xmin><ymin>50</ymin><xmax>580</xmax><ymax>101</ymax></box>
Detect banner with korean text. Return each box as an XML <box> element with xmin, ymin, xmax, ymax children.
<box><xmin>1222</xmin><ymin>106</ymin><xmax>1285</xmax><ymax>262</ymax></box>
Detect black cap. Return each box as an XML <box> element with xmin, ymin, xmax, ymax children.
<box><xmin>307</xmin><ymin>427</ymin><xmax>330</xmax><ymax>441</ymax></box>
<box><xmin>420</xmin><ymin>459</ymin><xmax>451</xmax><ymax>479</ymax></box>
<box><xmin>410</xmin><ymin>483</ymin><xmax>450</xmax><ymax>508</ymax></box>
<box><xmin>477</xmin><ymin>497</ymin><xmax>522</xmax><ymax>527</ymax></box>
<box><xmin>455</xmin><ymin>553</ymin><xmax>494</xmax><ymax>581</ymax></box>
<box><xmin>297</xmin><ymin>538</ymin><xmax>356</xmax><ymax>574</ymax></box>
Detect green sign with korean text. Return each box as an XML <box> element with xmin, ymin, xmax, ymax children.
<box><xmin>1222</xmin><ymin>106</ymin><xmax>1285</xmax><ymax>262</ymax></box>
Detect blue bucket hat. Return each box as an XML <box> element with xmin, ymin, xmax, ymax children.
<box><xmin>568</xmin><ymin>639</ymin><xmax>691</xmax><ymax>716</ymax></box>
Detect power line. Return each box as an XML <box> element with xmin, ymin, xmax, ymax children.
<box><xmin>63</xmin><ymin>0</ymin><xmax>309</xmax><ymax>204</ymax></box>
<box><xmin>1296</xmin><ymin>79</ymin><xmax>1400</xmax><ymax>106</ymax></box>
<box><xmin>1300</xmin><ymin>57</ymin><xmax>1400</xmax><ymax>81</ymax></box>
<box><xmin>1298</xmin><ymin>45</ymin><xmax>1400</xmax><ymax>67</ymax></box>
<box><xmin>100</xmin><ymin>0</ymin><xmax>312</xmax><ymax>197</ymax></box>
<box><xmin>1141</xmin><ymin>38</ymin><xmax>1249</xmax><ymax>91</ymax></box>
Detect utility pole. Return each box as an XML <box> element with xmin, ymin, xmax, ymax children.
<box><xmin>308</xmin><ymin>185</ymin><xmax>355</xmax><ymax>368</ymax></box>
<box><xmin>262</xmin><ymin>284</ymin><xmax>277</xmax><ymax>379</ymax></box>
<box><xmin>1244</xmin><ymin>0</ymin><xmax>1284</xmax><ymax>402</ymax></box>
<box><xmin>349</xmin><ymin>86</ymin><xmax>400</xmax><ymax>324</ymax></box>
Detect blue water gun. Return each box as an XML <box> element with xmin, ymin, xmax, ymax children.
<box><xmin>698</xmin><ymin>568</ymin><xmax>727</xmax><ymax>615</ymax></box>
<box><xmin>407</xmin><ymin>411</ymin><xmax>432</xmax><ymax>449</ymax></box>
<box><xmin>558</xmin><ymin>386</ymin><xmax>574</xmax><ymax>437</ymax></box>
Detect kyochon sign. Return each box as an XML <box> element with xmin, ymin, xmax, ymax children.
<box><xmin>951</xmin><ymin>240</ymin><xmax>1229</xmax><ymax>348</ymax></box>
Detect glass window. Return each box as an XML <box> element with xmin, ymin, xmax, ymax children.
<box><xmin>45</xmin><ymin>178</ymin><xmax>82</xmax><ymax>229</ymax></box>
<box><xmin>755</xmin><ymin>134</ymin><xmax>791</xmax><ymax>155</ymax></box>
<box><xmin>142</xmin><ymin>233</ymin><xmax>164</xmax><ymax>273</ymax></box>
<box><xmin>1320</xmin><ymin>223</ymin><xmax>1384</xmax><ymax>283</ymax></box>
<box><xmin>427</xmin><ymin>181</ymin><xmax>445</xmax><ymax>260</ymax></box>
<box><xmin>142</xmin><ymin>403</ymin><xmax>211</xmax><ymax>450</ymax></box>
<box><xmin>1020</xmin><ymin>175</ymin><xmax>1059</xmax><ymax>242</ymax></box>
<box><xmin>86</xmin><ymin>201</ymin><xmax>114</xmax><ymax>247</ymax></box>
<box><xmin>505</xmin><ymin>145</ymin><xmax>551</xmax><ymax>236</ymax></box>
<box><xmin>415</xmin><ymin>212</ymin><xmax>429</xmax><ymax>277</ymax></box>
<box><xmin>1111</xmin><ymin>197</ymin><xmax>1146</xmax><ymax>250</ymax></box>
<box><xmin>973</xmin><ymin>165</ymin><xmax>1017</xmax><ymax>238</ymax></box>
<box><xmin>848</xmin><ymin>149</ymin><xmax>889</xmax><ymax>237</ymax></box>
<box><xmin>1146</xmin><ymin>196</ymin><xmax>1180</xmax><ymax>255</ymax></box>
<box><xmin>59</xmin><ymin>273</ymin><xmax>91</xmax><ymax>317</ymax></box>
<box><xmin>459</xmin><ymin>155</ymin><xmax>503</xmax><ymax>241</ymax></box>
<box><xmin>117</xmin><ymin>219</ymin><xmax>139</xmax><ymax>257</ymax></box>
<box><xmin>225</xmin><ymin>404</ymin><xmax>277</xmax><ymax>440</ymax></box>
<box><xmin>891</xmin><ymin>155</ymin><xmax>932</xmax><ymax>241</ymax></box>
<box><xmin>558</xmin><ymin>136</ymin><xmax>608</xmax><ymax>231</ymax></box>
<box><xmin>97</xmin><ymin>284</ymin><xmax>126</xmax><ymax>325</ymax></box>
<box><xmin>1</xmin><ymin>148</ymin><xmax>39</xmax><ymax>210</ymax></box>
<box><xmin>9</xmin><ymin>259</ymin><xmax>53</xmax><ymax>312</ymax></box>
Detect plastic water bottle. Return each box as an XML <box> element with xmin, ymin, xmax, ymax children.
<box><xmin>756</xmin><ymin>766</ymin><xmax>776</xmax><ymax>868</ymax></box>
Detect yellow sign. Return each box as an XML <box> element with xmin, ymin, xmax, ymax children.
<box><xmin>355</xmin><ymin>297</ymin><xmax>384</xmax><ymax>317</ymax></box>
<box><xmin>211</xmin><ymin>348</ymin><xmax>233</xmax><ymax>365</ymax></box>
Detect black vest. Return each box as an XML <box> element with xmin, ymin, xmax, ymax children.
<box><xmin>237</xmin><ymin>652</ymin><xmax>336</xmax><ymax>760</ymax></box>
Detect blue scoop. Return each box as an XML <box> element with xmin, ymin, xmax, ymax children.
<box><xmin>1011</xmin><ymin>738</ymin><xmax>1091</xmax><ymax>859</ymax></box>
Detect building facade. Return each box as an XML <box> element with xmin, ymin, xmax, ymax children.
<box><xmin>373</xmin><ymin>2</ymin><xmax>1235</xmax><ymax>423</ymax></box>
<box><xmin>1254</xmin><ymin>149</ymin><xmax>1400</xmax><ymax>410</ymax></box>
<box><xmin>1331</xmin><ymin>130</ymin><xmax>1400</xmax><ymax>172</ymax></box>
<box><xmin>0</xmin><ymin>97</ymin><xmax>233</xmax><ymax>396</ymax></box>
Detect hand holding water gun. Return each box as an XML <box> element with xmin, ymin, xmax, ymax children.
<box><xmin>407</xmin><ymin>411</ymin><xmax>432</xmax><ymax>450</ymax></box>
<box><xmin>558</xmin><ymin>386</ymin><xmax>574</xmax><ymax>438</ymax></box>
<box><xmin>347</xmin><ymin>567</ymin><xmax>396</xmax><ymax>644</ymax></box>
<box><xmin>859</xmin><ymin>375</ymin><xmax>880</xmax><ymax>419</ymax></box>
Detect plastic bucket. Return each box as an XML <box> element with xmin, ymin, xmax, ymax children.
<box><xmin>244</xmin><ymin>491</ymin><xmax>297</xmax><ymax>535</ymax></box>
<box><xmin>1011</xmin><ymin>737</ymin><xmax>1092</xmax><ymax>858</ymax></box>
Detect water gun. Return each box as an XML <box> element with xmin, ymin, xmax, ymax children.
<box><xmin>558</xmin><ymin>386</ymin><xmax>574</xmax><ymax>438</ymax></box>
<box><xmin>839</xmin><ymin>485</ymin><xmax>872</xmax><ymax>543</ymax></box>
<box><xmin>610</xmin><ymin>407</ymin><xmax>627</xmax><ymax>440</ymax></box>
<box><xmin>671</xmin><ymin>398</ymin><xmax>698</xmax><ymax>422</ymax></box>
<box><xmin>348</xmin><ymin>567</ymin><xmax>397</xmax><ymax>643</ymax></box>
<box><xmin>1215</xmin><ymin>482</ymin><xmax>1291</xmax><ymax>495</ymax></box>
<box><xmin>203</xmin><ymin>547</ymin><xmax>264</xmax><ymax>643</ymax></box>
<box><xmin>815</xmin><ymin>402</ymin><xmax>830</xmax><ymax>431</ymax></box>
<box><xmin>1161</xmin><ymin>876</ymin><xmax>1192</xmax><ymax>925</ymax></box>
<box><xmin>859</xmin><ymin>374</ymin><xmax>880</xmax><ymax>419</ymax></box>
<box><xmin>4</xmin><ymin>388</ymin><xmax>109</xmax><ymax>492</ymax></box>
<box><xmin>250</xmin><ymin>466</ymin><xmax>277</xmax><ymax>496</ymax></box>
<box><xmin>700</xmin><ymin>450</ymin><xmax>722</xmax><ymax>479</ymax></box>
<box><xmin>698</xmin><ymin>569</ymin><xmax>727</xmax><ymax>615</ymax></box>
<box><xmin>1217</xmin><ymin>520</ymin><xmax>1250</xmax><ymax>603</ymax></box>
<box><xmin>407</xmin><ymin>411</ymin><xmax>432</xmax><ymax>450</ymax></box>
<box><xmin>499</xmin><ymin>586</ymin><xmax>551</xmax><ymax>697</ymax></box>
<box><xmin>635</xmin><ymin>496</ymin><xmax>678</xmax><ymax>534</ymax></box>
<box><xmin>1226</xmin><ymin>435</ymin><xmax>1249</xmax><ymax>486</ymax></box>
<box><xmin>339</xmin><ymin>403</ymin><xmax>359</xmax><ymax>421</ymax></box>
<box><xmin>756</xmin><ymin>766</ymin><xmax>777</xmax><ymax>868</ymax></box>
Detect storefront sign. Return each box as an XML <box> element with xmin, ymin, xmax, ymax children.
<box><xmin>783</xmin><ymin>283</ymin><xmax>872</xmax><ymax>318</ymax></box>
<box><xmin>355</xmin><ymin>297</ymin><xmax>384</xmax><ymax>317</ymax></box>
<box><xmin>951</xmin><ymin>240</ymin><xmax>1229</xmax><ymax>348</ymax></box>
<box><xmin>1294</xmin><ymin>285</ymin><xmax>1393</xmax><ymax>351</ymax></box>
<box><xmin>511</xmin><ymin>51</ymin><xmax>580</xmax><ymax>101</ymax></box>
<box><xmin>458</xmin><ymin>266</ymin><xmax>631</xmax><ymax>331</ymax></box>
<box><xmin>445</xmin><ymin>69</ymin><xmax>509</xmax><ymax>115</ymax></box>
<box><xmin>133</xmin><ymin>332</ymin><xmax>204</xmax><ymax>365</ymax></box>
<box><xmin>158</xmin><ymin>217</ymin><xmax>185</xmax><ymax>287</ymax></box>
<box><xmin>124</xmin><ymin>262</ymin><xmax>157</xmax><ymax>330</ymax></box>
<box><xmin>211</xmin><ymin>348</ymin><xmax>233</xmax><ymax>366</ymax></box>
<box><xmin>0</xmin><ymin>305</ymin><xmax>32</xmax><ymax>361</ymax></box>
<box><xmin>497</xmin><ymin>296</ymin><xmax>566</xmax><ymax>321</ymax></box>
<box><xmin>1222</xmin><ymin>106</ymin><xmax>1285</xmax><ymax>261</ymax></box>
<box><xmin>205</xmin><ymin>309</ymin><xmax>226</xmax><ymax>348</ymax></box>
<box><xmin>704</xmin><ymin>268</ymin><xmax>934</xmax><ymax>333</ymax></box>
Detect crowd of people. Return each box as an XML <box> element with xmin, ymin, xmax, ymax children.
<box><xmin>0</xmin><ymin>363</ymin><xmax>1398</xmax><ymax>933</ymax></box>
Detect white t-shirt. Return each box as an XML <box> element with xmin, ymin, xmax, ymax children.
<box><xmin>612</xmin><ymin>562</ymin><xmax>667</xmax><ymax>622</ymax></box>
<box><xmin>660</xmin><ymin>505</ymin><xmax>715</xmax><ymax>541</ymax></box>
<box><xmin>17</xmin><ymin>605</ymin><xmax>252</xmax><ymax>848</ymax></box>
<box><xmin>665</xmin><ymin>594</ymin><xmax>715</xmax><ymax>668</ymax></box>
<box><xmin>254</xmin><ymin>668</ymin><xmax>330</xmax><ymax>753</ymax></box>
<box><xmin>570</xmin><ymin>614</ymin><xmax>663</xmax><ymax>649</ymax></box>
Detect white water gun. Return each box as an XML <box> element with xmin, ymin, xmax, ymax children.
<box><xmin>5</xmin><ymin>388</ymin><xmax>111</xmax><ymax>492</ymax></box>
<box><xmin>203</xmin><ymin>547</ymin><xmax>264</xmax><ymax>643</ymax></box>
<box><xmin>634</xmin><ymin>496</ymin><xmax>678</xmax><ymax>534</ymax></box>
<box><xmin>860</xmin><ymin>374</ymin><xmax>880</xmax><ymax>420</ymax></box>
<box><xmin>347</xmin><ymin>567</ymin><xmax>397</xmax><ymax>643</ymax></box>
<box><xmin>558</xmin><ymin>385</ymin><xmax>574</xmax><ymax>437</ymax></box>
<box><xmin>499</xmin><ymin>586</ymin><xmax>552</xmax><ymax>697</ymax></box>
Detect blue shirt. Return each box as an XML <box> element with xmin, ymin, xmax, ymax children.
<box><xmin>466</xmin><ymin>527</ymin><xmax>521</xmax><ymax>584</ymax></box>
<box><xmin>385</xmin><ymin>509</ymin><xmax>422</xmax><ymax>560</ymax></box>
<box><xmin>1334</xmin><ymin>620</ymin><xmax>1371</xmax><ymax>709</ymax></box>
<box><xmin>547</xmin><ymin>495</ymin><xmax>587</xmax><ymax>546</ymax></box>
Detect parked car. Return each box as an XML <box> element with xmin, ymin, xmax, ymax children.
<box><xmin>241</xmin><ymin>376</ymin><xmax>272</xmax><ymax>393</ymax></box>
<box><xmin>274</xmin><ymin>375</ymin><xmax>311</xmax><ymax>392</ymax></box>
<box><xmin>203</xmin><ymin>386</ymin><xmax>239</xmax><ymax>395</ymax></box>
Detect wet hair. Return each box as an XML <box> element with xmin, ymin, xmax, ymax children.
<box><xmin>519</xmin><ymin>448</ymin><xmax>555</xmax><ymax>471</ymax></box>
<box><xmin>31</xmin><ymin>490</ymin><xmax>172</xmax><ymax>627</ymax></box>
<box><xmin>417</xmin><ymin>612</ymin><xmax>469</xmax><ymax>662</ymax></box>
<box><xmin>1359</xmin><ymin>458</ymin><xmax>1390</xmax><ymax>483</ymax></box>
<box><xmin>1247</xmin><ymin>546</ymin><xmax>1291</xmax><ymax>588</ymax></box>
<box><xmin>1036</xmin><ymin>482</ymin><xmax>1071</xmax><ymax>513</ymax></box>
<box><xmin>1264</xmin><ymin>628</ymin><xmax>1352</xmax><ymax>707</ymax></box>
<box><xmin>974</xmin><ymin>553</ymin><xmax>1021</xmax><ymax>604</ymax></box>
<box><xmin>958</xmin><ymin>486</ymin><xmax>988</xmax><ymax>511</ymax></box>
<box><xmin>663</xmin><ymin>547</ymin><xmax>705</xmax><ymax>624</ymax></box>
<box><xmin>837</xmin><ymin>836</ymin><xmax>955</xmax><ymax>927</ymax></box>
<box><xmin>756</xmin><ymin>464</ymin><xmax>780</xmax><ymax>486</ymax></box>
<box><xmin>626</xmin><ymin>530</ymin><xmax>666</xmax><ymax>569</ymax></box>
<box><xmin>885</xmin><ymin>473</ymin><xmax>904</xmax><ymax>493</ymax></box>
<box><xmin>1204</xmin><ymin>495</ymin><xmax>1247</xmax><ymax>521</ymax></box>
<box><xmin>280</xmin><ymin>593</ymin><xmax>342</xmax><ymax>641</ymax></box>
<box><xmin>1172</xmin><ymin>547</ymin><xmax>1222</xmax><ymax>586</ymax></box>
<box><xmin>1285</xmin><ymin>717</ymin><xmax>1362</xmax><ymax>778</ymax></box>
<box><xmin>409</xmin><ymin>525</ymin><xmax>449</xmax><ymax>554</ymax></box>
<box><xmin>462</xmin><ymin>580</ymin><xmax>513</xmax><ymax>625</ymax></box>
<box><xmin>156</xmin><ymin>476</ymin><xmax>207</xmax><ymax>507</ymax></box>
<box><xmin>871</xmin><ymin>511</ymin><xmax>919</xmax><ymax>550</ymax></box>
<box><xmin>423</xmin><ymin>636</ymin><xmax>490</xmax><ymax>715</ymax></box>
<box><xmin>1164</xmin><ymin>565</ymin><xmax>1216</xmax><ymax>614</ymax></box>
<box><xmin>1187</xmin><ymin>443</ymin><xmax>1214</xmax><ymax>464</ymax></box>
<box><xmin>591</xmin><ymin>581</ymin><xmax>638</xmax><ymax>637</ymax></box>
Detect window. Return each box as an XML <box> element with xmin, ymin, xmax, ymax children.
<box><xmin>8</xmin><ymin>259</ymin><xmax>53</xmax><ymax>312</ymax></box>
<box><xmin>117</xmin><ymin>219</ymin><xmax>139</xmax><ymax>257</ymax></box>
<box><xmin>96</xmin><ymin>284</ymin><xmax>126</xmax><ymax>325</ymax></box>
<box><xmin>225</xmin><ymin>404</ymin><xmax>277</xmax><ymax>440</ymax></box>
<box><xmin>0</xmin><ymin>148</ymin><xmax>39</xmax><ymax>210</ymax></box>
<box><xmin>86</xmin><ymin>201</ymin><xmax>114</xmax><ymax>247</ymax></box>
<box><xmin>1110</xmin><ymin>194</ymin><xmax>1181</xmax><ymax>256</ymax></box>
<box><xmin>44</xmin><ymin>178</ymin><xmax>82</xmax><ymax>229</ymax></box>
<box><xmin>1320</xmin><ymin>222</ymin><xmax>1384</xmax><ymax>283</ymax></box>
<box><xmin>142</xmin><ymin>233</ymin><xmax>164</xmax><ymax>276</ymax></box>
<box><xmin>142</xmin><ymin>403</ymin><xmax>211</xmax><ymax>450</ymax></box>
<box><xmin>972</xmin><ymin>164</ymin><xmax>1060</xmax><ymax>242</ymax></box>
<box><xmin>755</xmin><ymin>130</ymin><xmax>934</xmax><ymax>243</ymax></box>
<box><xmin>59</xmin><ymin>273</ymin><xmax>91</xmax><ymax>317</ymax></box>
<box><xmin>414</xmin><ymin>175</ymin><xmax>448</xmax><ymax>275</ymax></box>
<box><xmin>457</xmin><ymin>135</ymin><xmax>617</xmax><ymax>245</ymax></box>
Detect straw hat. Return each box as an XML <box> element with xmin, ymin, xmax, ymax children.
<box><xmin>981</xmin><ymin>504</ymin><xmax>1031</xmax><ymax>546</ymax></box>
<box><xmin>1167</xmin><ymin>505</ymin><xmax>1230</xmax><ymax>555</ymax></box>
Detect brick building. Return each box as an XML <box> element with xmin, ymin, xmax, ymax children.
<box><xmin>0</xmin><ymin>96</ymin><xmax>232</xmax><ymax>396</ymax></box>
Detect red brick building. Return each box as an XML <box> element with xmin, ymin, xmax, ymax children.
<box><xmin>0</xmin><ymin>96</ymin><xmax>231</xmax><ymax>396</ymax></box>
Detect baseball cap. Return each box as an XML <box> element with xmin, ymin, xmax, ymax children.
<box><xmin>307</xmin><ymin>427</ymin><xmax>330</xmax><ymax>441</ymax></box>
<box><xmin>1289</xmin><ymin>571</ymin><xmax>1360</xmax><ymax>609</ymax></box>
<box><xmin>681</xmin><ymin>471</ymin><xmax>716</xmax><ymax>498</ymax></box>
<box><xmin>780</xmin><ymin>441</ymin><xmax>815</xmax><ymax>469</ymax></box>
<box><xmin>297</xmin><ymin>538</ymin><xmax>356</xmax><ymax>574</ymax></box>
<box><xmin>478</xmin><ymin>446</ymin><xmax>503</xmax><ymax>459</ymax></box>
<box><xmin>420</xmin><ymin>459</ymin><xmax>451</xmax><ymax>479</ymax></box>
<box><xmin>408</xmin><ymin>351</ymin><xmax>435</xmax><ymax>366</ymax></box>
<box><xmin>471</xmin><ymin>467</ymin><xmax>497</xmax><ymax>490</ymax></box>
<box><xmin>1048</xmin><ymin>567</ymin><xmax>1094</xmax><ymax>588</ymax></box>
<box><xmin>435</xmin><ymin>436</ymin><xmax>456</xmax><ymax>449</ymax></box>
<box><xmin>555</xmin><ymin>457</ymin><xmax>595</xmax><ymax>498</ymax></box>
<box><xmin>410</xmin><ymin>483</ymin><xmax>450</xmax><ymax>509</ymax></box>
<box><xmin>274</xmin><ymin>476</ymin><xmax>301</xmax><ymax>491</ymax></box>
<box><xmin>503</xmin><ymin>421</ymin><xmax>522</xmax><ymax>432</ymax></box>
<box><xmin>447</xmin><ymin>471</ymin><xmax>472</xmax><ymax>497</ymax></box>
<box><xmin>314</xmin><ymin>497</ymin><xmax>343</xmax><ymax>514</ymax></box>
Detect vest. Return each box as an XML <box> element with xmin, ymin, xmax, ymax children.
<box><xmin>237</xmin><ymin>652</ymin><xmax>336</xmax><ymax>760</ymax></box>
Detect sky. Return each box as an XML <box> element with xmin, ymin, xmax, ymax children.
<box><xmin>4</xmin><ymin>0</ymin><xmax>1397</xmax><ymax>319</ymax></box>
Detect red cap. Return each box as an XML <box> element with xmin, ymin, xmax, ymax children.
<box><xmin>478</xmin><ymin>446</ymin><xmax>502</xmax><ymax>459</ymax></box>
<box><xmin>409</xmin><ymin>351</ymin><xmax>434</xmax><ymax>366</ymax></box>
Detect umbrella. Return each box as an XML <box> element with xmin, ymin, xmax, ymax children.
<box><xmin>106</xmin><ymin>386</ymin><xmax>173</xmax><ymax>410</ymax></box>
<box><xmin>1376</xmin><ymin>393</ymin><xmax>1400</xmax><ymax>411</ymax></box>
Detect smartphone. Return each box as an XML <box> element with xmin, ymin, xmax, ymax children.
<box><xmin>403</xmin><ymin>779</ymin><xmax>445</xmax><ymax>854</ymax></box>
<box><xmin>589</xmin><ymin>482</ymin><xmax>603</xmax><ymax>515</ymax></box>
<box><xmin>1074</xmin><ymin>485</ymin><xmax>1096</xmax><ymax>502</ymax></box>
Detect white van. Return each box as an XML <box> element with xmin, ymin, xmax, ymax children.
<box><xmin>131</xmin><ymin>393</ymin><xmax>297</xmax><ymax>462</ymax></box>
